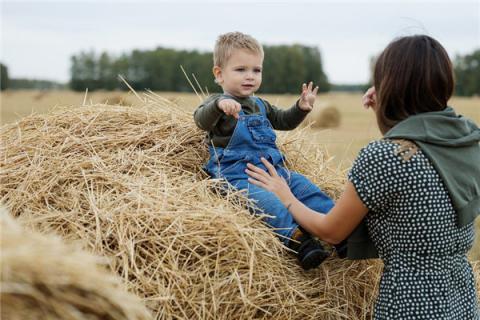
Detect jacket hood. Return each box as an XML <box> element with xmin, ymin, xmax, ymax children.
<box><xmin>384</xmin><ymin>107</ymin><xmax>480</xmax><ymax>147</ymax></box>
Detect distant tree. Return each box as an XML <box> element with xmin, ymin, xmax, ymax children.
<box><xmin>262</xmin><ymin>44</ymin><xmax>329</xmax><ymax>94</ymax></box>
<box><xmin>454</xmin><ymin>49</ymin><xmax>480</xmax><ymax>96</ymax></box>
<box><xmin>364</xmin><ymin>50</ymin><xmax>480</xmax><ymax>97</ymax></box>
<box><xmin>69</xmin><ymin>44</ymin><xmax>330</xmax><ymax>93</ymax></box>
<box><xmin>8</xmin><ymin>78</ymin><xmax>64</xmax><ymax>89</ymax></box>
<box><xmin>147</xmin><ymin>48</ymin><xmax>177</xmax><ymax>90</ymax></box>
<box><xmin>98</xmin><ymin>52</ymin><xmax>116</xmax><ymax>90</ymax></box>
<box><xmin>301</xmin><ymin>46</ymin><xmax>329</xmax><ymax>92</ymax></box>
<box><xmin>70</xmin><ymin>51</ymin><xmax>100</xmax><ymax>91</ymax></box>
<box><xmin>177</xmin><ymin>50</ymin><xmax>215</xmax><ymax>93</ymax></box>
<box><xmin>263</xmin><ymin>45</ymin><xmax>295</xmax><ymax>93</ymax></box>
<box><xmin>282</xmin><ymin>45</ymin><xmax>306</xmax><ymax>93</ymax></box>
<box><xmin>331</xmin><ymin>84</ymin><xmax>368</xmax><ymax>92</ymax></box>
<box><xmin>1</xmin><ymin>63</ymin><xmax>9</xmax><ymax>90</ymax></box>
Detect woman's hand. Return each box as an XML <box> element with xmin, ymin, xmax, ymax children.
<box><xmin>245</xmin><ymin>157</ymin><xmax>295</xmax><ymax>205</ymax></box>
<box><xmin>362</xmin><ymin>86</ymin><xmax>377</xmax><ymax>109</ymax></box>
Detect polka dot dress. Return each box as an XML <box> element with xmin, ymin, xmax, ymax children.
<box><xmin>348</xmin><ymin>139</ymin><xmax>479</xmax><ymax>320</ymax></box>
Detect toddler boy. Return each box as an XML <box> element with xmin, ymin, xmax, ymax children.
<box><xmin>194</xmin><ymin>32</ymin><xmax>344</xmax><ymax>269</ymax></box>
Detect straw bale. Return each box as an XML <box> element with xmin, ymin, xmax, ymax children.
<box><xmin>33</xmin><ymin>90</ymin><xmax>49</xmax><ymax>101</ymax></box>
<box><xmin>103</xmin><ymin>95</ymin><xmax>129</xmax><ymax>106</ymax></box>
<box><xmin>302</xmin><ymin>103</ymin><xmax>341</xmax><ymax>129</ymax></box>
<box><xmin>0</xmin><ymin>208</ymin><xmax>151</xmax><ymax>320</ymax></box>
<box><xmin>1</xmin><ymin>93</ymin><xmax>475</xmax><ymax>319</ymax></box>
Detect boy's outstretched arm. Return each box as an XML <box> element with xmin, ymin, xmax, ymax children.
<box><xmin>298</xmin><ymin>81</ymin><xmax>319</xmax><ymax>111</ymax></box>
<box><xmin>266</xmin><ymin>82</ymin><xmax>318</xmax><ymax>130</ymax></box>
<box><xmin>193</xmin><ymin>95</ymin><xmax>225</xmax><ymax>131</ymax></box>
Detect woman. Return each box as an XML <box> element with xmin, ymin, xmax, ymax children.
<box><xmin>245</xmin><ymin>35</ymin><xmax>480</xmax><ymax>319</ymax></box>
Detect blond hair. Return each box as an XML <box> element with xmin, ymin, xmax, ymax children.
<box><xmin>213</xmin><ymin>32</ymin><xmax>264</xmax><ymax>67</ymax></box>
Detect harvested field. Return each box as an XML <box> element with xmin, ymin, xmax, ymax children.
<box><xmin>0</xmin><ymin>91</ymin><xmax>478</xmax><ymax>319</ymax></box>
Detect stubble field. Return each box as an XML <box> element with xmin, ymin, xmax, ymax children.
<box><xmin>1</xmin><ymin>89</ymin><xmax>479</xmax><ymax>259</ymax></box>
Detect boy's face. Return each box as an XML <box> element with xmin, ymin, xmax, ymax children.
<box><xmin>213</xmin><ymin>49</ymin><xmax>263</xmax><ymax>98</ymax></box>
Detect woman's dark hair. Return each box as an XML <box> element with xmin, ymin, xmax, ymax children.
<box><xmin>373</xmin><ymin>35</ymin><xmax>454</xmax><ymax>134</ymax></box>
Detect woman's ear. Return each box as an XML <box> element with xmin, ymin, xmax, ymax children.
<box><xmin>213</xmin><ymin>66</ymin><xmax>223</xmax><ymax>85</ymax></box>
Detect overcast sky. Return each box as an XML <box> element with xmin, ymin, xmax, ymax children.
<box><xmin>1</xmin><ymin>0</ymin><xmax>479</xmax><ymax>85</ymax></box>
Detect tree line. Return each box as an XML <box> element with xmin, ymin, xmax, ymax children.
<box><xmin>69</xmin><ymin>45</ymin><xmax>330</xmax><ymax>94</ymax></box>
<box><xmin>1</xmin><ymin>48</ymin><xmax>479</xmax><ymax>96</ymax></box>
<box><xmin>454</xmin><ymin>50</ymin><xmax>480</xmax><ymax>96</ymax></box>
<box><xmin>1</xmin><ymin>63</ymin><xmax>8</xmax><ymax>90</ymax></box>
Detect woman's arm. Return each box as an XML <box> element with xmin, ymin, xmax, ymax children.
<box><xmin>246</xmin><ymin>157</ymin><xmax>368</xmax><ymax>244</ymax></box>
<box><xmin>282</xmin><ymin>181</ymin><xmax>368</xmax><ymax>244</ymax></box>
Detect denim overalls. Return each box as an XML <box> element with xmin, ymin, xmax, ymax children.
<box><xmin>204</xmin><ymin>97</ymin><xmax>334</xmax><ymax>244</ymax></box>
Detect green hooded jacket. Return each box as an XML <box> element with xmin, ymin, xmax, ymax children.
<box><xmin>347</xmin><ymin>107</ymin><xmax>480</xmax><ymax>260</ymax></box>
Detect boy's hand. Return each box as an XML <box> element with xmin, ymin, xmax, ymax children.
<box><xmin>362</xmin><ymin>86</ymin><xmax>376</xmax><ymax>110</ymax></box>
<box><xmin>298</xmin><ymin>82</ymin><xmax>319</xmax><ymax>111</ymax></box>
<box><xmin>218</xmin><ymin>98</ymin><xmax>242</xmax><ymax>119</ymax></box>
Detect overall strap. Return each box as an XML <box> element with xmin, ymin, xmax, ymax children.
<box><xmin>254</xmin><ymin>97</ymin><xmax>267</xmax><ymax>116</ymax></box>
<box><xmin>238</xmin><ymin>106</ymin><xmax>246</xmax><ymax>116</ymax></box>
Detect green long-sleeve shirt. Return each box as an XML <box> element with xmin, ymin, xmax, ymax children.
<box><xmin>193</xmin><ymin>94</ymin><xmax>310</xmax><ymax>148</ymax></box>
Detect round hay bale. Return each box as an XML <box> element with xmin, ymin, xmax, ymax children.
<box><xmin>33</xmin><ymin>90</ymin><xmax>49</xmax><ymax>101</ymax></box>
<box><xmin>0</xmin><ymin>208</ymin><xmax>151</xmax><ymax>320</ymax></box>
<box><xmin>303</xmin><ymin>103</ymin><xmax>341</xmax><ymax>129</ymax></box>
<box><xmin>0</xmin><ymin>93</ymin><xmax>386</xmax><ymax>319</ymax></box>
<box><xmin>103</xmin><ymin>95</ymin><xmax>128</xmax><ymax>105</ymax></box>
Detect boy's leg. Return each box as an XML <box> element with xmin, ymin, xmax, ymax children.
<box><xmin>229</xmin><ymin>174</ymin><xmax>329</xmax><ymax>270</ymax></box>
<box><xmin>231</xmin><ymin>177</ymin><xmax>330</xmax><ymax>269</ymax></box>
<box><xmin>283</xmin><ymin>170</ymin><xmax>347</xmax><ymax>258</ymax></box>
<box><xmin>285</xmin><ymin>171</ymin><xmax>335</xmax><ymax>213</ymax></box>
<box><xmin>230</xmin><ymin>178</ymin><xmax>298</xmax><ymax>245</ymax></box>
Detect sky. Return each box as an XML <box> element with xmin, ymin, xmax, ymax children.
<box><xmin>1</xmin><ymin>0</ymin><xmax>479</xmax><ymax>85</ymax></box>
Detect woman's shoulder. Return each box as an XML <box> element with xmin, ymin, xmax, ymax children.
<box><xmin>351</xmin><ymin>139</ymin><xmax>425</xmax><ymax>179</ymax></box>
<box><xmin>348</xmin><ymin>139</ymin><xmax>410</xmax><ymax>212</ymax></box>
<box><xmin>356</xmin><ymin>139</ymin><xmax>399</xmax><ymax>162</ymax></box>
<box><xmin>358</xmin><ymin>138</ymin><xmax>420</xmax><ymax>161</ymax></box>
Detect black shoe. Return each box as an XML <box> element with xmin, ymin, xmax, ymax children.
<box><xmin>334</xmin><ymin>239</ymin><xmax>348</xmax><ymax>259</ymax></box>
<box><xmin>288</xmin><ymin>228</ymin><xmax>330</xmax><ymax>270</ymax></box>
<box><xmin>297</xmin><ymin>237</ymin><xmax>330</xmax><ymax>270</ymax></box>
